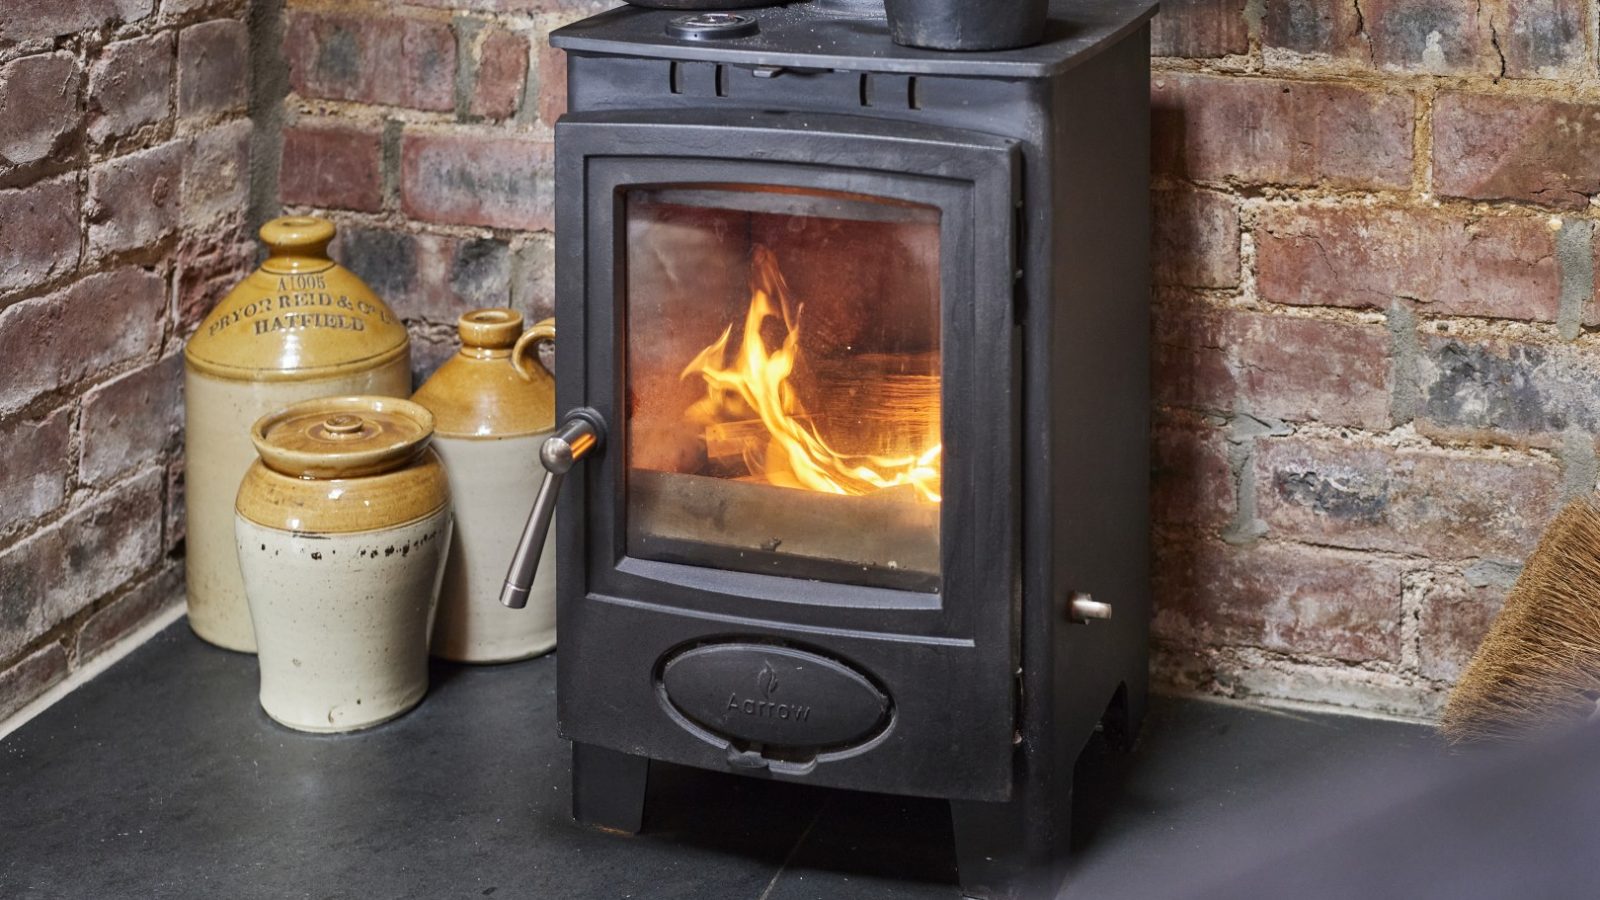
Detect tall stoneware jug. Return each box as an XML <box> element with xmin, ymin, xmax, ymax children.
<box><xmin>235</xmin><ymin>396</ymin><xmax>451</xmax><ymax>732</ymax></box>
<box><xmin>184</xmin><ymin>216</ymin><xmax>411</xmax><ymax>652</ymax></box>
<box><xmin>412</xmin><ymin>309</ymin><xmax>557</xmax><ymax>662</ymax></box>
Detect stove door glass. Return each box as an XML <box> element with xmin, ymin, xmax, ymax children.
<box><xmin>625</xmin><ymin>185</ymin><xmax>941</xmax><ymax>593</ymax></box>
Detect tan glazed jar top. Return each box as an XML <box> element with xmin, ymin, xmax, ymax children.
<box><xmin>185</xmin><ymin>216</ymin><xmax>410</xmax><ymax>381</ymax></box>
<box><xmin>237</xmin><ymin>396</ymin><xmax>449</xmax><ymax>534</ymax></box>
<box><xmin>411</xmin><ymin>309</ymin><xmax>556</xmax><ymax>438</ymax></box>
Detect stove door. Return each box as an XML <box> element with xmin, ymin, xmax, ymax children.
<box><xmin>554</xmin><ymin>111</ymin><xmax>1020</xmax><ymax>800</ymax></box>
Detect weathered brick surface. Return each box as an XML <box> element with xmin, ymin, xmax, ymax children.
<box><xmin>1152</xmin><ymin>188</ymin><xmax>1238</xmax><ymax>289</ymax></box>
<box><xmin>1154</xmin><ymin>305</ymin><xmax>1391</xmax><ymax>429</ymax></box>
<box><xmin>471</xmin><ymin>28</ymin><xmax>529</xmax><ymax>120</ymax></box>
<box><xmin>0</xmin><ymin>53</ymin><xmax>83</xmax><ymax>184</ymax></box>
<box><xmin>0</xmin><ymin>406</ymin><xmax>71</xmax><ymax>529</ymax></box>
<box><xmin>1256</xmin><ymin>205</ymin><xmax>1562</xmax><ymax>320</ymax></box>
<box><xmin>1254</xmin><ymin>437</ymin><xmax>1562</xmax><ymax>559</ymax></box>
<box><xmin>0</xmin><ymin>642</ymin><xmax>67</xmax><ymax>722</ymax></box>
<box><xmin>0</xmin><ymin>469</ymin><xmax>164</xmax><ymax>662</ymax></box>
<box><xmin>1434</xmin><ymin>92</ymin><xmax>1600</xmax><ymax>210</ymax></box>
<box><xmin>1419</xmin><ymin>569</ymin><xmax>1511</xmax><ymax>683</ymax></box>
<box><xmin>78</xmin><ymin>354</ymin><xmax>184</xmax><ymax>487</ymax></box>
<box><xmin>1155</xmin><ymin>539</ymin><xmax>1406</xmax><ymax>663</ymax></box>
<box><xmin>1498</xmin><ymin>0</ymin><xmax>1588</xmax><ymax>78</ymax></box>
<box><xmin>1153</xmin><ymin>73</ymin><xmax>1414</xmax><ymax>191</ymax></box>
<box><xmin>335</xmin><ymin>225</ymin><xmax>512</xmax><ymax>322</ymax></box>
<box><xmin>1264</xmin><ymin>1</ymin><xmax>1496</xmax><ymax>75</ymax></box>
<box><xmin>1262</xmin><ymin>0</ymin><xmax>1362</xmax><ymax>59</ymax></box>
<box><xmin>536</xmin><ymin>44</ymin><xmax>566</xmax><ymax>127</ymax></box>
<box><xmin>88</xmin><ymin>33</ymin><xmax>174</xmax><ymax>148</ymax></box>
<box><xmin>1151</xmin><ymin>0</ymin><xmax>1248</xmax><ymax>58</ymax></box>
<box><xmin>284</xmin><ymin>12</ymin><xmax>457</xmax><ymax>112</ymax></box>
<box><xmin>0</xmin><ymin>0</ymin><xmax>152</xmax><ymax>44</ymax></box>
<box><xmin>0</xmin><ymin>2</ymin><xmax>249</xmax><ymax>724</ymax></box>
<box><xmin>1416</xmin><ymin>335</ymin><xmax>1600</xmax><ymax>447</ymax></box>
<box><xmin>400</xmin><ymin>133</ymin><xmax>553</xmax><ymax>229</ymax></box>
<box><xmin>280</xmin><ymin>124</ymin><xmax>384</xmax><ymax>213</ymax></box>
<box><xmin>178</xmin><ymin>19</ymin><xmax>249</xmax><ymax>118</ymax></box>
<box><xmin>74</xmin><ymin>562</ymin><xmax>181</xmax><ymax>664</ymax></box>
<box><xmin>86</xmin><ymin>140</ymin><xmax>184</xmax><ymax>259</ymax></box>
<box><xmin>1152</xmin><ymin>414</ymin><xmax>1235</xmax><ymax>529</ymax></box>
<box><xmin>0</xmin><ymin>178</ymin><xmax>79</xmax><ymax>297</ymax></box>
<box><xmin>0</xmin><ymin>267</ymin><xmax>164</xmax><ymax>417</ymax></box>
<box><xmin>181</xmin><ymin>119</ymin><xmax>251</xmax><ymax>227</ymax></box>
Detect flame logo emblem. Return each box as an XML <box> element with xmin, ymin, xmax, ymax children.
<box><xmin>757</xmin><ymin>662</ymin><xmax>780</xmax><ymax>698</ymax></box>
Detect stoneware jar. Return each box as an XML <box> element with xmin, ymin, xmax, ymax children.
<box><xmin>185</xmin><ymin>216</ymin><xmax>411</xmax><ymax>653</ymax></box>
<box><xmin>235</xmin><ymin>396</ymin><xmax>451</xmax><ymax>733</ymax></box>
<box><xmin>412</xmin><ymin>310</ymin><xmax>558</xmax><ymax>663</ymax></box>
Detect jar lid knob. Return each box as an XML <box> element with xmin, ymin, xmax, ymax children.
<box><xmin>458</xmin><ymin>308</ymin><xmax>524</xmax><ymax>349</ymax></box>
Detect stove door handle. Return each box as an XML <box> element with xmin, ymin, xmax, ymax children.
<box><xmin>500</xmin><ymin>410</ymin><xmax>605</xmax><ymax>610</ymax></box>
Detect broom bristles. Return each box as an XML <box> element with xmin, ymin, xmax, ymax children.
<box><xmin>1441</xmin><ymin>495</ymin><xmax>1600</xmax><ymax>743</ymax></box>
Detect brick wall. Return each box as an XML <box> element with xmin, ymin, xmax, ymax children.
<box><xmin>0</xmin><ymin>1</ymin><xmax>256</xmax><ymax>720</ymax></box>
<box><xmin>274</xmin><ymin>0</ymin><xmax>600</xmax><ymax>384</ymax></box>
<box><xmin>1151</xmin><ymin>0</ymin><xmax>1600</xmax><ymax>716</ymax></box>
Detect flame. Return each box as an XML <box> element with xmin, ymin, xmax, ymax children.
<box><xmin>680</xmin><ymin>245</ymin><xmax>941</xmax><ymax>503</ymax></box>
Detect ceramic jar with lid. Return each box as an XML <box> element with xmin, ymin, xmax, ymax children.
<box><xmin>185</xmin><ymin>216</ymin><xmax>411</xmax><ymax>653</ymax></box>
<box><xmin>235</xmin><ymin>396</ymin><xmax>451</xmax><ymax>733</ymax></box>
<box><xmin>412</xmin><ymin>309</ymin><xmax>557</xmax><ymax>663</ymax></box>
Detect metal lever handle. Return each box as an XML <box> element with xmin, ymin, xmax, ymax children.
<box><xmin>500</xmin><ymin>411</ymin><xmax>603</xmax><ymax>609</ymax></box>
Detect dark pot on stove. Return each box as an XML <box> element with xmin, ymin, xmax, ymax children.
<box><xmin>884</xmin><ymin>0</ymin><xmax>1049</xmax><ymax>50</ymax></box>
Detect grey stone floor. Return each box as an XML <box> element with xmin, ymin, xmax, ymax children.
<box><xmin>0</xmin><ymin>623</ymin><xmax>1435</xmax><ymax>899</ymax></box>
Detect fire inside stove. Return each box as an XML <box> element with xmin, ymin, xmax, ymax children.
<box><xmin>625</xmin><ymin>185</ymin><xmax>943</xmax><ymax>591</ymax></box>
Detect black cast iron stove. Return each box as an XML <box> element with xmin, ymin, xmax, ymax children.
<box><xmin>502</xmin><ymin>2</ymin><xmax>1156</xmax><ymax>896</ymax></box>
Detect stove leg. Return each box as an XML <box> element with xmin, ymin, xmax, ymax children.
<box><xmin>571</xmin><ymin>742</ymin><xmax>649</xmax><ymax>834</ymax></box>
<box><xmin>950</xmin><ymin>780</ymin><xmax>1068</xmax><ymax>900</ymax></box>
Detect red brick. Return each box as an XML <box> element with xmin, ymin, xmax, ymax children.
<box><xmin>279</xmin><ymin>124</ymin><xmax>384</xmax><ymax>213</ymax></box>
<box><xmin>1419</xmin><ymin>570</ymin><xmax>1509</xmax><ymax>682</ymax></box>
<box><xmin>1152</xmin><ymin>187</ymin><xmax>1238</xmax><ymax>289</ymax></box>
<box><xmin>1498</xmin><ymin>0</ymin><xmax>1587</xmax><ymax>79</ymax></box>
<box><xmin>1256</xmin><ymin>206</ymin><xmax>1561</xmax><ymax>321</ymax></box>
<box><xmin>284</xmin><ymin>11</ymin><xmax>456</xmax><ymax>113</ymax></box>
<box><xmin>0</xmin><ymin>267</ymin><xmax>165</xmax><ymax>417</ymax></box>
<box><xmin>1152</xmin><ymin>414</ymin><xmax>1235</xmax><ymax>529</ymax></box>
<box><xmin>1416</xmin><ymin>334</ymin><xmax>1600</xmax><ymax>447</ymax></box>
<box><xmin>88</xmin><ymin>33</ymin><xmax>173</xmax><ymax>148</ymax></box>
<box><xmin>1152</xmin><ymin>73</ymin><xmax>1413</xmax><ymax>191</ymax></box>
<box><xmin>87</xmin><ymin>140</ymin><xmax>184</xmax><ymax>259</ymax></box>
<box><xmin>1153</xmin><ymin>304</ymin><xmax>1391</xmax><ymax>429</ymax></box>
<box><xmin>178</xmin><ymin>18</ymin><xmax>249</xmax><ymax>118</ymax></box>
<box><xmin>174</xmin><ymin>225</ymin><xmax>252</xmax><ymax>334</ymax></box>
<box><xmin>537</xmin><ymin>44</ymin><xmax>566</xmax><ymax>127</ymax></box>
<box><xmin>1359</xmin><ymin>0</ymin><xmax>1497</xmax><ymax>74</ymax></box>
<box><xmin>79</xmin><ymin>353</ymin><xmax>184</xmax><ymax>487</ymax></box>
<box><xmin>0</xmin><ymin>0</ymin><xmax>152</xmax><ymax>43</ymax></box>
<box><xmin>1154</xmin><ymin>539</ymin><xmax>1406</xmax><ymax>663</ymax></box>
<box><xmin>181</xmin><ymin>119</ymin><xmax>251</xmax><ymax>227</ymax></box>
<box><xmin>471</xmin><ymin>28</ymin><xmax>529</xmax><ymax>120</ymax></box>
<box><xmin>0</xmin><ymin>52</ymin><xmax>83</xmax><ymax>184</ymax></box>
<box><xmin>1254</xmin><ymin>436</ymin><xmax>1561</xmax><ymax>559</ymax></box>
<box><xmin>400</xmin><ymin>132</ymin><xmax>553</xmax><ymax>230</ymax></box>
<box><xmin>1434</xmin><ymin>92</ymin><xmax>1600</xmax><ymax>210</ymax></box>
<box><xmin>403</xmin><ymin>0</ymin><xmax>570</xmax><ymax>9</ymax></box>
<box><xmin>1151</xmin><ymin>0</ymin><xmax>1249</xmax><ymax>58</ymax></box>
<box><xmin>74</xmin><ymin>562</ymin><xmax>181</xmax><ymax>664</ymax></box>
<box><xmin>0</xmin><ymin>642</ymin><xmax>67</xmax><ymax>722</ymax></box>
<box><xmin>0</xmin><ymin>178</ymin><xmax>79</xmax><ymax>298</ymax></box>
<box><xmin>0</xmin><ymin>406</ymin><xmax>70</xmax><ymax>528</ymax></box>
<box><xmin>334</xmin><ymin>225</ymin><xmax>512</xmax><ymax>323</ymax></box>
<box><xmin>0</xmin><ymin>468</ymin><xmax>164</xmax><ymax>661</ymax></box>
<box><xmin>1262</xmin><ymin>0</ymin><xmax>1361</xmax><ymax>57</ymax></box>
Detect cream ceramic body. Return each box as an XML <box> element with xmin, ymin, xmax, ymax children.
<box><xmin>185</xmin><ymin>361</ymin><xmax>410</xmax><ymax>652</ymax></box>
<box><xmin>237</xmin><ymin>510</ymin><xmax>451</xmax><ymax>732</ymax></box>
<box><xmin>429</xmin><ymin>433</ymin><xmax>556</xmax><ymax>662</ymax></box>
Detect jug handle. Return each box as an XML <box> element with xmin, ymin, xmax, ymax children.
<box><xmin>512</xmin><ymin>317</ymin><xmax>556</xmax><ymax>382</ymax></box>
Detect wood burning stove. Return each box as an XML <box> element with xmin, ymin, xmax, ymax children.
<box><xmin>502</xmin><ymin>2</ymin><xmax>1156</xmax><ymax>896</ymax></box>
